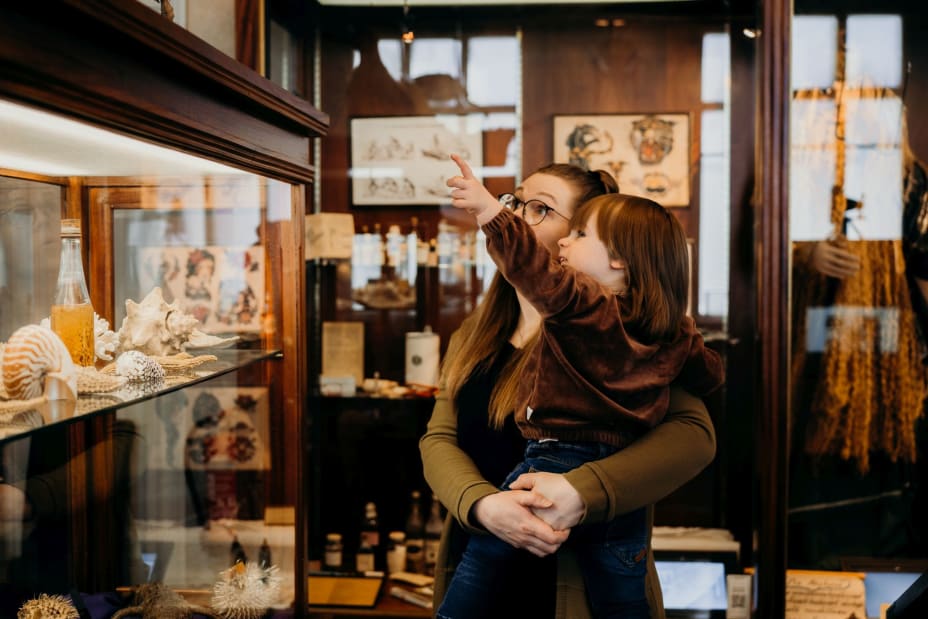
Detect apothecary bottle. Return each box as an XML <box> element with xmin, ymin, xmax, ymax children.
<box><xmin>386</xmin><ymin>531</ymin><xmax>406</xmax><ymax>575</ymax></box>
<box><xmin>324</xmin><ymin>532</ymin><xmax>344</xmax><ymax>570</ymax></box>
<box><xmin>51</xmin><ymin>218</ymin><xmax>94</xmax><ymax>366</ymax></box>
<box><xmin>424</xmin><ymin>493</ymin><xmax>443</xmax><ymax>575</ymax></box>
<box><xmin>405</xmin><ymin>490</ymin><xmax>425</xmax><ymax>573</ymax></box>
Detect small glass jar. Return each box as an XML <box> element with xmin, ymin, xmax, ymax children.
<box><xmin>324</xmin><ymin>532</ymin><xmax>343</xmax><ymax>570</ymax></box>
<box><xmin>385</xmin><ymin>530</ymin><xmax>406</xmax><ymax>574</ymax></box>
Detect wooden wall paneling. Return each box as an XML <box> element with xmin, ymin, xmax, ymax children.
<box><xmin>521</xmin><ymin>19</ymin><xmax>706</xmax><ymax>244</ymax></box>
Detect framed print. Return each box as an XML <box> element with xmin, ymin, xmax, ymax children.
<box><xmin>350</xmin><ymin>115</ymin><xmax>484</xmax><ymax>206</ymax></box>
<box><xmin>553</xmin><ymin>113</ymin><xmax>691</xmax><ymax>207</ymax></box>
<box><xmin>137</xmin><ymin>245</ymin><xmax>265</xmax><ymax>333</ymax></box>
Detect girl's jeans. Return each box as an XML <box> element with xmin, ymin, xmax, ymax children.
<box><xmin>437</xmin><ymin>440</ymin><xmax>650</xmax><ymax>619</ymax></box>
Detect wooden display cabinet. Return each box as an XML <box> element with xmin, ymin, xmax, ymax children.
<box><xmin>0</xmin><ymin>0</ymin><xmax>326</xmax><ymax>615</ymax></box>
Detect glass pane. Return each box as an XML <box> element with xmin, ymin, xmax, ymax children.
<box><xmin>844</xmin><ymin>96</ymin><xmax>902</xmax><ymax>145</ymax></box>
<box><xmin>0</xmin><ymin>179</ymin><xmax>59</xmax><ymax>341</ymax></box>
<box><xmin>791</xmin><ymin>98</ymin><xmax>837</xmax><ymax>147</ymax></box>
<box><xmin>698</xmin><ymin>153</ymin><xmax>729</xmax><ymax>317</ymax></box>
<box><xmin>379</xmin><ymin>39</ymin><xmax>403</xmax><ymax>82</ymax></box>
<box><xmin>792</xmin><ymin>16</ymin><xmax>838</xmax><ymax>90</ymax></box>
<box><xmin>787</xmin><ymin>7</ymin><xmax>927</xmax><ymax>598</ymax></box>
<box><xmin>701</xmin><ymin>33</ymin><xmax>730</xmax><ymax>104</ymax></box>
<box><xmin>843</xmin><ymin>146</ymin><xmax>902</xmax><ymax>240</ymax></box>
<box><xmin>467</xmin><ymin>36</ymin><xmax>519</xmax><ymax>107</ymax></box>
<box><xmin>409</xmin><ymin>37</ymin><xmax>462</xmax><ymax>79</ymax></box>
<box><xmin>790</xmin><ymin>149</ymin><xmax>836</xmax><ymax>241</ymax></box>
<box><xmin>846</xmin><ymin>15</ymin><xmax>903</xmax><ymax>88</ymax></box>
<box><xmin>0</xmin><ymin>96</ymin><xmax>296</xmax><ymax>609</ymax></box>
<box><xmin>701</xmin><ymin>109</ymin><xmax>726</xmax><ymax>155</ymax></box>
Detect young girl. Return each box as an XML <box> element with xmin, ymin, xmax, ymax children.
<box><xmin>436</xmin><ymin>155</ymin><xmax>724</xmax><ymax>619</ymax></box>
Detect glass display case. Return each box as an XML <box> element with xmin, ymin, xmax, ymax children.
<box><xmin>0</xmin><ymin>1</ymin><xmax>326</xmax><ymax>615</ymax></box>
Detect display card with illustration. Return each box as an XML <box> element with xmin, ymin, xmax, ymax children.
<box><xmin>138</xmin><ymin>245</ymin><xmax>265</xmax><ymax>333</ymax></box>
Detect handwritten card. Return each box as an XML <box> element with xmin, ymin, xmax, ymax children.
<box><xmin>786</xmin><ymin>570</ymin><xmax>867</xmax><ymax>619</ymax></box>
<box><xmin>306</xmin><ymin>213</ymin><xmax>355</xmax><ymax>260</ymax></box>
<box><xmin>322</xmin><ymin>321</ymin><xmax>364</xmax><ymax>385</ymax></box>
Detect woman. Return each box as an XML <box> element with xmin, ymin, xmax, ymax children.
<box><xmin>420</xmin><ymin>163</ymin><xmax>717</xmax><ymax>618</ymax></box>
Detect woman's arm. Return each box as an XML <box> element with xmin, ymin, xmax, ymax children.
<box><xmin>420</xmin><ymin>335</ymin><xmax>568</xmax><ymax>555</ymax></box>
<box><xmin>419</xmin><ymin>384</ymin><xmax>499</xmax><ymax>530</ymax></box>
<box><xmin>511</xmin><ymin>385</ymin><xmax>716</xmax><ymax>528</ymax></box>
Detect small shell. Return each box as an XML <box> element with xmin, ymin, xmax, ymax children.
<box><xmin>2</xmin><ymin>325</ymin><xmax>75</xmax><ymax>400</ymax></box>
<box><xmin>115</xmin><ymin>350</ymin><xmax>166</xmax><ymax>382</ymax></box>
<box><xmin>94</xmin><ymin>313</ymin><xmax>118</xmax><ymax>361</ymax></box>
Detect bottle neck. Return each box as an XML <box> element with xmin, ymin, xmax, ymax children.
<box><xmin>55</xmin><ymin>236</ymin><xmax>91</xmax><ymax>306</ymax></box>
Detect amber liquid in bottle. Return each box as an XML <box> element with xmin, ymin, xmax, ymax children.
<box><xmin>50</xmin><ymin>302</ymin><xmax>95</xmax><ymax>366</ymax></box>
<box><xmin>52</xmin><ymin>219</ymin><xmax>95</xmax><ymax>366</ymax></box>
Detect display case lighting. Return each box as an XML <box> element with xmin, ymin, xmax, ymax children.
<box><xmin>0</xmin><ymin>98</ymin><xmax>242</xmax><ymax>177</ymax></box>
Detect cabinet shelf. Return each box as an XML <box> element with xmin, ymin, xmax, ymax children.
<box><xmin>0</xmin><ymin>348</ymin><xmax>282</xmax><ymax>446</ymax></box>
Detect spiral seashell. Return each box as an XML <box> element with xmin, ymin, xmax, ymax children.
<box><xmin>2</xmin><ymin>325</ymin><xmax>76</xmax><ymax>400</ymax></box>
<box><xmin>114</xmin><ymin>350</ymin><xmax>166</xmax><ymax>382</ymax></box>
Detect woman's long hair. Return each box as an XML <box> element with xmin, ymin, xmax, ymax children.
<box><xmin>440</xmin><ymin>164</ymin><xmax>618</xmax><ymax>429</ymax></box>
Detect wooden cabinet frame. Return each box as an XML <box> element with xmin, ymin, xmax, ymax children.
<box><xmin>0</xmin><ymin>0</ymin><xmax>327</xmax><ymax>610</ymax></box>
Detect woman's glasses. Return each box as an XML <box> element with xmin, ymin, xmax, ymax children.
<box><xmin>498</xmin><ymin>193</ymin><xmax>569</xmax><ymax>226</ymax></box>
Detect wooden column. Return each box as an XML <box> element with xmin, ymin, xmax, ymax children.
<box><xmin>757</xmin><ymin>0</ymin><xmax>791</xmax><ymax>616</ymax></box>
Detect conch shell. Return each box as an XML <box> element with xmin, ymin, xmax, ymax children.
<box><xmin>2</xmin><ymin>324</ymin><xmax>77</xmax><ymax>401</ymax></box>
<box><xmin>117</xmin><ymin>288</ymin><xmax>199</xmax><ymax>356</ymax></box>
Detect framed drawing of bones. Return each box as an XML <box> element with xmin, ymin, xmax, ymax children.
<box><xmin>349</xmin><ymin>115</ymin><xmax>484</xmax><ymax>206</ymax></box>
<box><xmin>552</xmin><ymin>113</ymin><xmax>691</xmax><ymax>207</ymax></box>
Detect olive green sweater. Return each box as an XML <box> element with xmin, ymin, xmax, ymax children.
<box><xmin>421</xmin><ymin>333</ymin><xmax>717</xmax><ymax>619</ymax></box>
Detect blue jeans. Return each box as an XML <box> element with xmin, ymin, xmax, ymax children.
<box><xmin>437</xmin><ymin>440</ymin><xmax>650</xmax><ymax>619</ymax></box>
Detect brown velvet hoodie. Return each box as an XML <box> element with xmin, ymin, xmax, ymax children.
<box><xmin>482</xmin><ymin>209</ymin><xmax>724</xmax><ymax>448</ymax></box>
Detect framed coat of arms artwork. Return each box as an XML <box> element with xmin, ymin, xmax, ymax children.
<box><xmin>552</xmin><ymin>113</ymin><xmax>691</xmax><ymax>207</ymax></box>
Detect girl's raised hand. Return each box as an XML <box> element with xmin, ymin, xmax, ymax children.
<box><xmin>447</xmin><ymin>154</ymin><xmax>502</xmax><ymax>225</ymax></box>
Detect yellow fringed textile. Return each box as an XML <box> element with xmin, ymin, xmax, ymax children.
<box><xmin>792</xmin><ymin>240</ymin><xmax>926</xmax><ymax>474</ymax></box>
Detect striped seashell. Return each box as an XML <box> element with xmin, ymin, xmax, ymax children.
<box><xmin>2</xmin><ymin>325</ymin><xmax>74</xmax><ymax>400</ymax></box>
<box><xmin>114</xmin><ymin>350</ymin><xmax>166</xmax><ymax>382</ymax></box>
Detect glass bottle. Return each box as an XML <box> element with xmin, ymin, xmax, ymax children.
<box><xmin>51</xmin><ymin>218</ymin><xmax>94</xmax><ymax>366</ymax></box>
<box><xmin>356</xmin><ymin>539</ymin><xmax>375</xmax><ymax>573</ymax></box>
<box><xmin>424</xmin><ymin>493</ymin><xmax>443</xmax><ymax>575</ymax></box>
<box><xmin>258</xmin><ymin>538</ymin><xmax>272</xmax><ymax>569</ymax></box>
<box><xmin>385</xmin><ymin>530</ymin><xmax>406</xmax><ymax>575</ymax></box>
<box><xmin>324</xmin><ymin>532</ymin><xmax>343</xmax><ymax>570</ymax></box>
<box><xmin>405</xmin><ymin>490</ymin><xmax>425</xmax><ymax>573</ymax></box>
<box><xmin>360</xmin><ymin>501</ymin><xmax>380</xmax><ymax>557</ymax></box>
<box><xmin>230</xmin><ymin>535</ymin><xmax>247</xmax><ymax>566</ymax></box>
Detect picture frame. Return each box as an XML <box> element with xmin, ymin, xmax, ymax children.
<box><xmin>349</xmin><ymin>114</ymin><xmax>484</xmax><ymax>206</ymax></box>
<box><xmin>137</xmin><ymin>244</ymin><xmax>266</xmax><ymax>333</ymax></box>
<box><xmin>552</xmin><ymin>113</ymin><xmax>691</xmax><ymax>207</ymax></box>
